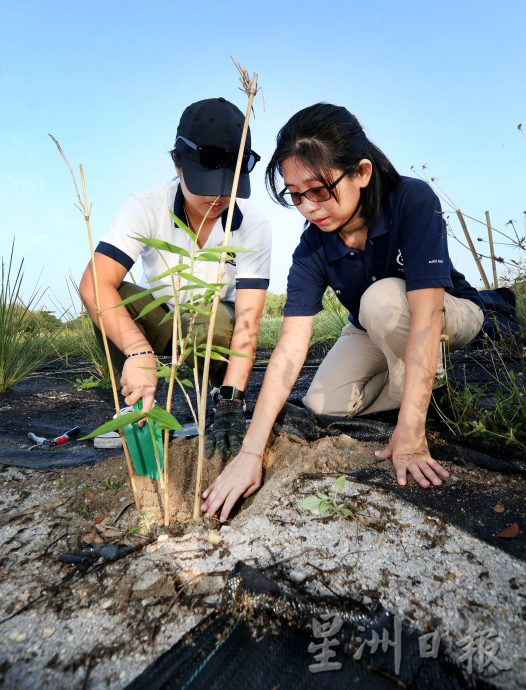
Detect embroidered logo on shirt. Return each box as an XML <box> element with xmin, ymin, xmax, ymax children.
<box><xmin>396</xmin><ymin>249</ymin><xmax>404</xmax><ymax>266</ymax></box>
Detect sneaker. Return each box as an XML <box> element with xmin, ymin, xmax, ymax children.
<box><xmin>93</xmin><ymin>405</ymin><xmax>135</xmax><ymax>449</ymax></box>
<box><xmin>94</xmin><ymin>431</ymin><xmax>123</xmax><ymax>449</ymax></box>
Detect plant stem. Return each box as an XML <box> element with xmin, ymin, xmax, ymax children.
<box><xmin>192</xmin><ymin>71</ymin><xmax>259</xmax><ymax>520</ymax></box>
<box><xmin>163</xmin><ymin>268</ymin><xmax>181</xmax><ymax>527</ymax></box>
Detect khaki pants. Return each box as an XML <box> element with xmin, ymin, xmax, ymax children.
<box><xmin>96</xmin><ymin>281</ymin><xmax>235</xmax><ymax>387</ymax></box>
<box><xmin>303</xmin><ymin>278</ymin><xmax>484</xmax><ymax>417</ymax></box>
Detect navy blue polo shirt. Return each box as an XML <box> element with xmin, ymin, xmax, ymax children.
<box><xmin>284</xmin><ymin>176</ymin><xmax>483</xmax><ymax>327</ymax></box>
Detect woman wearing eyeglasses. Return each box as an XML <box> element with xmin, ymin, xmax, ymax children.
<box><xmin>202</xmin><ymin>102</ymin><xmax>484</xmax><ymax>521</ymax></box>
<box><xmin>80</xmin><ymin>98</ymin><xmax>271</xmax><ymax>455</ymax></box>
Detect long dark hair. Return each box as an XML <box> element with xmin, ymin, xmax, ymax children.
<box><xmin>266</xmin><ymin>103</ymin><xmax>401</xmax><ymax>229</ymax></box>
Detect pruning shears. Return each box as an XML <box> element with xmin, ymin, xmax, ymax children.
<box><xmin>28</xmin><ymin>426</ymin><xmax>81</xmax><ymax>450</ymax></box>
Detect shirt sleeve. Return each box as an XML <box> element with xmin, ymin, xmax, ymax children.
<box><xmin>283</xmin><ymin>232</ymin><xmax>328</xmax><ymax>316</ymax></box>
<box><xmin>235</xmin><ymin>209</ymin><xmax>272</xmax><ymax>290</ymax></box>
<box><xmin>95</xmin><ymin>191</ymin><xmax>158</xmax><ymax>270</ymax></box>
<box><xmin>398</xmin><ymin>181</ymin><xmax>453</xmax><ymax>292</ymax></box>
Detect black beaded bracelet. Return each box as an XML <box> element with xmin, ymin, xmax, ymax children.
<box><xmin>126</xmin><ymin>350</ymin><xmax>155</xmax><ymax>358</ymax></box>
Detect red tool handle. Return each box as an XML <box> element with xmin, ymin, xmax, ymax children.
<box><xmin>53</xmin><ymin>426</ymin><xmax>82</xmax><ymax>445</ymax></box>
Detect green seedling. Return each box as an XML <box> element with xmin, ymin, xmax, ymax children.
<box><xmin>101</xmin><ymin>478</ymin><xmax>124</xmax><ymax>491</ymax></box>
<box><xmin>298</xmin><ymin>475</ymin><xmax>353</xmax><ymax>518</ymax></box>
<box><xmin>76</xmin><ymin>375</ymin><xmax>111</xmax><ymax>390</ymax></box>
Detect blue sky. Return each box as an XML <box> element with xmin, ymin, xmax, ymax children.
<box><xmin>0</xmin><ymin>0</ymin><xmax>524</xmax><ymax>316</ymax></box>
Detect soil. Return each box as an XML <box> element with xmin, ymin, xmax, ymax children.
<box><xmin>0</xmin><ymin>344</ymin><xmax>525</xmax><ymax>689</ymax></box>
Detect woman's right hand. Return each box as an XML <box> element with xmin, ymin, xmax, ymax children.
<box><xmin>201</xmin><ymin>451</ymin><xmax>263</xmax><ymax>523</ymax></box>
<box><xmin>120</xmin><ymin>353</ymin><xmax>158</xmax><ymax>415</ymax></box>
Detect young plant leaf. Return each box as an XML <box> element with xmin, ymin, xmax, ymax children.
<box><xmin>80</xmin><ymin>411</ymin><xmax>146</xmax><ymax>439</ymax></box>
<box><xmin>115</xmin><ymin>284</ymin><xmax>166</xmax><ymax>307</ymax></box>
<box><xmin>334</xmin><ymin>475</ymin><xmax>347</xmax><ymax>493</ymax></box>
<box><xmin>136</xmin><ymin>296</ymin><xmax>170</xmax><ymax>319</ymax></box>
<box><xmin>149</xmin><ymin>264</ymin><xmax>189</xmax><ymax>282</ymax></box>
<box><xmin>170</xmin><ymin>211</ymin><xmax>197</xmax><ymax>242</ymax></box>
<box><xmin>195</xmin><ymin>253</ymin><xmax>226</xmax><ymax>262</ymax></box>
<box><xmin>210</xmin><ymin>345</ymin><xmax>250</xmax><ymax>359</ymax></box>
<box><xmin>158</xmin><ymin>310</ymin><xmax>174</xmax><ymax>326</ymax></box>
<box><xmin>133</xmin><ymin>235</ymin><xmax>191</xmax><ymax>257</ymax></box>
<box><xmin>298</xmin><ymin>495</ymin><xmax>324</xmax><ymax>512</ymax></box>
<box><xmin>147</xmin><ymin>406</ymin><xmax>183</xmax><ymax>430</ymax></box>
<box><xmin>195</xmin><ymin>350</ymin><xmax>228</xmax><ymax>362</ymax></box>
<box><xmin>196</xmin><ymin>245</ymin><xmax>252</xmax><ymax>254</ymax></box>
<box><xmin>178</xmin><ymin>273</ymin><xmax>224</xmax><ymax>289</ymax></box>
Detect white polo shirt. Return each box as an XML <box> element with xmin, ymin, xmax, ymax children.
<box><xmin>96</xmin><ymin>180</ymin><xmax>272</xmax><ymax>307</ymax></box>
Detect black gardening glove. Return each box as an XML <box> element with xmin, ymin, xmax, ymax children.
<box><xmin>205</xmin><ymin>399</ymin><xmax>246</xmax><ymax>461</ymax></box>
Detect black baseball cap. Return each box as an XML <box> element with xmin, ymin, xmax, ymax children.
<box><xmin>174</xmin><ymin>97</ymin><xmax>252</xmax><ymax>199</ymax></box>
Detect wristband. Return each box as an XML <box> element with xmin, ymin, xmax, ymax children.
<box><xmin>126</xmin><ymin>350</ymin><xmax>155</xmax><ymax>358</ymax></box>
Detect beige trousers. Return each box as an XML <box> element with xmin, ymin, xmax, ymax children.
<box><xmin>303</xmin><ymin>278</ymin><xmax>484</xmax><ymax>417</ymax></box>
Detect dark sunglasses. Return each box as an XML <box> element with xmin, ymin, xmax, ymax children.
<box><xmin>279</xmin><ymin>170</ymin><xmax>349</xmax><ymax>207</ymax></box>
<box><xmin>176</xmin><ymin>136</ymin><xmax>260</xmax><ymax>174</ymax></box>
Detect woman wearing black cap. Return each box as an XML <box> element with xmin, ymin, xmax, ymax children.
<box><xmin>80</xmin><ymin>97</ymin><xmax>271</xmax><ymax>455</ymax></box>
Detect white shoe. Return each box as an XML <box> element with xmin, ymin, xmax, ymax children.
<box><xmin>93</xmin><ymin>405</ymin><xmax>137</xmax><ymax>448</ymax></box>
<box><xmin>94</xmin><ymin>431</ymin><xmax>123</xmax><ymax>449</ymax></box>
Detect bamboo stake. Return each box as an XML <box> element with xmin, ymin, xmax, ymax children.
<box><xmin>49</xmin><ymin>135</ymin><xmax>141</xmax><ymax>509</ymax></box>
<box><xmin>78</xmin><ymin>166</ymin><xmax>141</xmax><ymax>508</ymax></box>
<box><xmin>485</xmin><ymin>210</ymin><xmax>498</xmax><ymax>289</ymax></box>
<box><xmin>163</xmin><ymin>269</ymin><xmax>180</xmax><ymax>527</ymax></box>
<box><xmin>455</xmin><ymin>209</ymin><xmax>490</xmax><ymax>289</ymax></box>
<box><xmin>192</xmin><ymin>71</ymin><xmax>259</xmax><ymax>520</ymax></box>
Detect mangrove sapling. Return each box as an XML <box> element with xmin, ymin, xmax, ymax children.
<box><xmin>79</xmin><ymin>202</ymin><xmax>252</xmax><ymax>523</ymax></box>
<box><xmin>55</xmin><ymin>61</ymin><xmax>261</xmax><ymax>526</ymax></box>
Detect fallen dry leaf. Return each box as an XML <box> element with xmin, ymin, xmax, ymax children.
<box><xmin>93</xmin><ymin>515</ymin><xmax>108</xmax><ymax>525</ymax></box>
<box><xmin>499</xmin><ymin>523</ymin><xmax>520</xmax><ymax>539</ymax></box>
<box><xmin>85</xmin><ymin>491</ymin><xmax>96</xmax><ymax>501</ymax></box>
<box><xmin>81</xmin><ymin>531</ymin><xmax>104</xmax><ymax>544</ymax></box>
<box><xmin>493</xmin><ymin>503</ymin><xmax>505</xmax><ymax>513</ymax></box>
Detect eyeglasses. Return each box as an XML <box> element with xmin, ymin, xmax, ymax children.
<box><xmin>176</xmin><ymin>136</ymin><xmax>261</xmax><ymax>173</ymax></box>
<box><xmin>279</xmin><ymin>170</ymin><xmax>349</xmax><ymax>207</ymax></box>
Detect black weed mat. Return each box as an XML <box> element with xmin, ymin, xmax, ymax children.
<box><xmin>351</xmin><ymin>466</ymin><xmax>525</xmax><ymax>560</ymax></box>
<box><xmin>275</xmin><ymin>402</ymin><xmax>526</xmax><ymax>561</ymax></box>
<box><xmin>0</xmin><ymin>433</ymin><xmax>117</xmax><ymax>469</ymax></box>
<box><xmin>125</xmin><ymin>562</ymin><xmax>497</xmax><ymax>690</ymax></box>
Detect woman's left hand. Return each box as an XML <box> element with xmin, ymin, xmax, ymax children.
<box><xmin>375</xmin><ymin>427</ymin><xmax>449</xmax><ymax>488</ymax></box>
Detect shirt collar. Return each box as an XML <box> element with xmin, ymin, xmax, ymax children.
<box><xmin>314</xmin><ymin>210</ymin><xmax>389</xmax><ymax>263</ymax></box>
<box><xmin>173</xmin><ymin>183</ymin><xmax>243</xmax><ymax>233</ymax></box>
